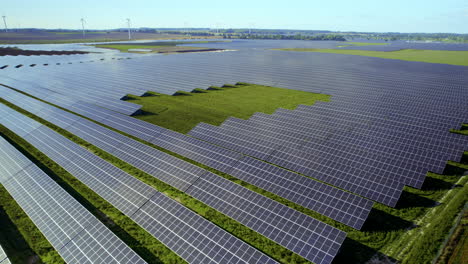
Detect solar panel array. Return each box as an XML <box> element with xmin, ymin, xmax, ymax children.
<box><xmin>1</xmin><ymin>39</ymin><xmax>467</xmax><ymax>263</ymax></box>
<box><xmin>0</xmin><ymin>136</ymin><xmax>147</xmax><ymax>264</ymax></box>
<box><xmin>189</xmin><ymin>122</ymin><xmax>404</xmax><ymax>207</ymax></box>
<box><xmin>0</xmin><ymin>88</ymin><xmax>348</xmax><ymax>263</ymax></box>
<box><xmin>0</xmin><ymin>104</ymin><xmax>278</xmax><ymax>264</ymax></box>
<box><xmin>188</xmin><ymin>89</ymin><xmax>466</xmax><ymax>207</ymax></box>
<box><xmin>340</xmin><ymin>41</ymin><xmax>468</xmax><ymax>52</ymax></box>
<box><xmin>0</xmin><ymin>84</ymin><xmax>373</xmax><ymax>230</ymax></box>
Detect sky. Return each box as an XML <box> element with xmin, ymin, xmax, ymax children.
<box><xmin>1</xmin><ymin>0</ymin><xmax>467</xmax><ymax>33</ymax></box>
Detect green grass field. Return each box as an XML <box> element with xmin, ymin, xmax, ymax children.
<box><xmin>125</xmin><ymin>83</ymin><xmax>330</xmax><ymax>133</ymax></box>
<box><xmin>275</xmin><ymin>48</ymin><xmax>468</xmax><ymax>66</ymax></box>
<box><xmin>435</xmin><ymin>208</ymin><xmax>468</xmax><ymax>264</ymax></box>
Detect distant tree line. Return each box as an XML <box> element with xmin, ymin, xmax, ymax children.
<box><xmin>347</xmin><ymin>33</ymin><xmax>468</xmax><ymax>43</ymax></box>
<box><xmin>238</xmin><ymin>34</ymin><xmax>346</xmax><ymax>41</ymax></box>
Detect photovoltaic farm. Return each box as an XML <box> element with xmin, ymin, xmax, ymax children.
<box><xmin>0</xmin><ymin>39</ymin><xmax>467</xmax><ymax>264</ymax></box>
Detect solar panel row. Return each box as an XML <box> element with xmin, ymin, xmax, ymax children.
<box><xmin>0</xmin><ymin>137</ymin><xmax>147</xmax><ymax>264</ymax></box>
<box><xmin>0</xmin><ymin>105</ymin><xmax>278</xmax><ymax>264</ymax></box>
<box><xmin>0</xmin><ymin>88</ymin><xmax>348</xmax><ymax>263</ymax></box>
<box><xmin>0</xmin><ymin>243</ymin><xmax>10</xmax><ymax>264</ymax></box>
<box><xmin>221</xmin><ymin>115</ymin><xmax>439</xmax><ymax>187</ymax></box>
<box><xmin>152</xmin><ymin>131</ymin><xmax>373</xmax><ymax>229</ymax></box>
<box><xmin>0</xmin><ymin>75</ymin><xmax>141</xmax><ymax>116</ymax></box>
<box><xmin>3</xmin><ymin>48</ymin><xmax>468</xmax><ymax>108</ymax></box>
<box><xmin>312</xmin><ymin>99</ymin><xmax>464</xmax><ymax>131</ymax></box>
<box><xmin>189</xmin><ymin>123</ymin><xmax>404</xmax><ymax>207</ymax></box>
<box><xmin>3</xmin><ymin>49</ymin><xmax>465</xmax><ymax>207</ymax></box>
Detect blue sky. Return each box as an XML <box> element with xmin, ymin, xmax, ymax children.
<box><xmin>2</xmin><ymin>0</ymin><xmax>467</xmax><ymax>33</ymax></box>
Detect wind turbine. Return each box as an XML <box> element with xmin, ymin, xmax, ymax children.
<box><xmin>126</xmin><ymin>18</ymin><xmax>132</xmax><ymax>40</ymax></box>
<box><xmin>2</xmin><ymin>15</ymin><xmax>7</xmax><ymax>32</ymax></box>
<box><xmin>80</xmin><ymin>18</ymin><xmax>86</xmax><ymax>38</ymax></box>
<box><xmin>249</xmin><ymin>23</ymin><xmax>255</xmax><ymax>35</ymax></box>
<box><xmin>184</xmin><ymin>21</ymin><xmax>188</xmax><ymax>34</ymax></box>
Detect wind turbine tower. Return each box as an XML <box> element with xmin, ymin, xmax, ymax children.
<box><xmin>81</xmin><ymin>18</ymin><xmax>86</xmax><ymax>38</ymax></box>
<box><xmin>126</xmin><ymin>18</ymin><xmax>132</xmax><ymax>40</ymax></box>
<box><xmin>2</xmin><ymin>16</ymin><xmax>7</xmax><ymax>32</ymax></box>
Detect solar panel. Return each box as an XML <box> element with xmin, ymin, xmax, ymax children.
<box><xmin>0</xmin><ymin>258</ymin><xmax>11</xmax><ymax>264</ymax></box>
<box><xmin>151</xmin><ymin>130</ymin><xmax>244</xmax><ymax>173</ymax></box>
<box><xmin>23</xmin><ymin>126</ymin><xmax>158</xmax><ymax>216</ymax></box>
<box><xmin>133</xmin><ymin>193</ymin><xmax>278</xmax><ymax>264</ymax></box>
<box><xmin>230</xmin><ymin>156</ymin><xmax>373</xmax><ymax>229</ymax></box>
<box><xmin>0</xmin><ymin>137</ymin><xmax>33</xmax><ymax>181</ymax></box>
<box><xmin>218</xmin><ymin>116</ymin><xmax>431</xmax><ymax>188</ymax></box>
<box><xmin>186</xmin><ymin>172</ymin><xmax>346</xmax><ymax>264</ymax></box>
<box><xmin>0</xmin><ymin>141</ymin><xmax>146</xmax><ymax>264</ymax></box>
<box><xmin>250</xmin><ymin>111</ymin><xmax>452</xmax><ymax>169</ymax></box>
<box><xmin>294</xmin><ymin>105</ymin><xmax>467</xmax><ymax>153</ymax></box>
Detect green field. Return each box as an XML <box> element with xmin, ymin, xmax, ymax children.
<box><xmin>275</xmin><ymin>48</ymin><xmax>468</xmax><ymax>66</ymax></box>
<box><xmin>93</xmin><ymin>41</ymin><xmax>225</xmax><ymax>53</ymax></box>
<box><xmin>126</xmin><ymin>83</ymin><xmax>330</xmax><ymax>133</ymax></box>
<box><xmin>435</xmin><ymin>207</ymin><xmax>468</xmax><ymax>264</ymax></box>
